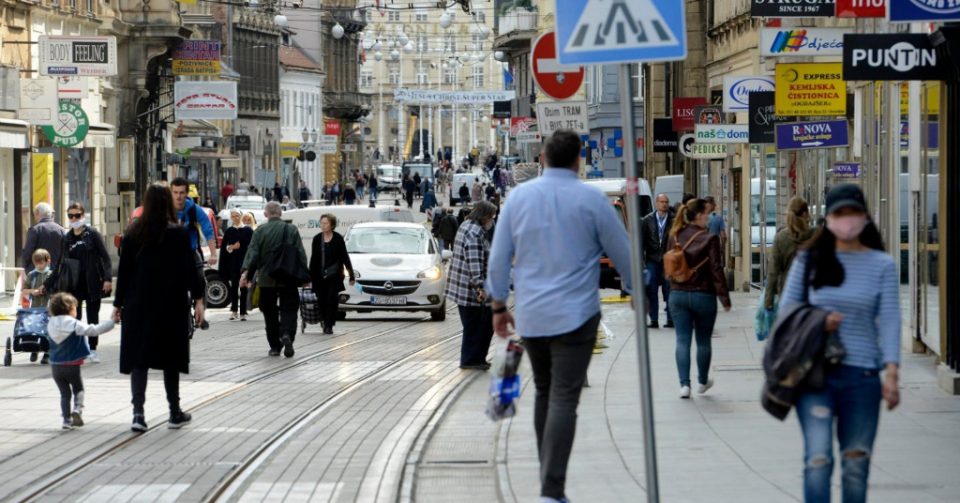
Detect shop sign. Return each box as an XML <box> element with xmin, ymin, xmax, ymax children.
<box><xmin>760</xmin><ymin>28</ymin><xmax>848</xmax><ymax>57</ymax></box>
<box><xmin>690</xmin><ymin>142</ymin><xmax>730</xmax><ymax>159</ymax></box>
<box><xmin>832</xmin><ymin>162</ymin><xmax>860</xmax><ymax>179</ymax></box>
<box><xmin>324</xmin><ymin>120</ymin><xmax>341</xmax><ymax>136</ymax></box>
<box><xmin>751</xmin><ymin>0</ymin><xmax>835</xmax><ymax>17</ymax></box>
<box><xmin>694</xmin><ymin>104</ymin><xmax>725</xmax><ymax>125</ymax></box>
<box><xmin>39</xmin><ymin>36</ymin><xmax>117</xmax><ymax>76</ymax></box>
<box><xmin>172</xmin><ymin>40</ymin><xmax>222</xmax><ymax>76</ymax></box>
<box><xmin>723</xmin><ymin>75</ymin><xmax>775</xmax><ymax>112</ymax></box>
<box><xmin>672</xmin><ymin>97</ymin><xmax>707</xmax><ymax>131</ymax></box>
<box><xmin>653</xmin><ymin>118</ymin><xmax>678</xmax><ymax>152</ymax></box>
<box><xmin>32</xmin><ymin>153</ymin><xmax>54</xmax><ymax>208</ymax></box>
<box><xmin>234</xmin><ymin>135</ymin><xmax>250</xmax><ymax>151</ymax></box>
<box><xmin>41</xmin><ymin>100</ymin><xmax>89</xmax><ymax>147</ymax></box>
<box><xmin>18</xmin><ymin>78</ymin><xmax>58</xmax><ymax>124</ymax></box>
<box><xmin>888</xmin><ymin>0</ymin><xmax>960</xmax><ymax>23</ymax></box>
<box><xmin>900</xmin><ymin>121</ymin><xmax>938</xmax><ymax>149</ymax></box>
<box><xmin>693</xmin><ymin>124</ymin><xmax>750</xmax><ymax>144</ymax></box>
<box><xmin>280</xmin><ymin>142</ymin><xmax>301</xmax><ymax>158</ymax></box>
<box><xmin>174</xmin><ymin>82</ymin><xmax>238</xmax><ymax>120</ymax></box>
<box><xmin>836</xmin><ymin>0</ymin><xmax>885</xmax><ymax>17</ymax></box>
<box><xmin>679</xmin><ymin>134</ymin><xmax>696</xmax><ymax>157</ymax></box>
<box><xmin>843</xmin><ymin>34</ymin><xmax>946</xmax><ymax>81</ymax></box>
<box><xmin>317</xmin><ymin>135</ymin><xmax>338</xmax><ymax>154</ymax></box>
<box><xmin>57</xmin><ymin>76</ymin><xmax>88</xmax><ymax>99</ymax></box>
<box><xmin>775</xmin><ymin>62</ymin><xmax>846</xmax><ymax>116</ymax></box>
<box><xmin>775</xmin><ymin>120</ymin><xmax>849</xmax><ymax>150</ymax></box>
<box><xmin>536</xmin><ymin>101</ymin><xmax>589</xmax><ymax>135</ymax></box>
<box><xmin>510</xmin><ymin>117</ymin><xmax>537</xmax><ymax>136</ymax></box>
<box><xmin>516</xmin><ymin>131</ymin><xmax>543</xmax><ymax>144</ymax></box>
<box><xmin>749</xmin><ymin>91</ymin><xmax>795</xmax><ymax>144</ymax></box>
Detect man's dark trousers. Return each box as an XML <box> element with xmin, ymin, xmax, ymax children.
<box><xmin>522</xmin><ymin>312</ymin><xmax>601</xmax><ymax>500</ymax></box>
<box><xmin>645</xmin><ymin>261</ymin><xmax>672</xmax><ymax>325</ymax></box>
<box><xmin>457</xmin><ymin>305</ymin><xmax>493</xmax><ymax>366</ymax></box>
<box><xmin>258</xmin><ymin>287</ymin><xmax>300</xmax><ymax>350</ymax></box>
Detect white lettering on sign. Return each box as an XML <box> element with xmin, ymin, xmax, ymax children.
<box><xmin>791</xmin><ymin>122</ymin><xmax>833</xmax><ymax>135</ymax></box>
<box><xmin>850</xmin><ymin>42</ymin><xmax>936</xmax><ymax>72</ymax></box>
<box><xmin>694</xmin><ymin>124</ymin><xmax>750</xmax><ymax>144</ymax></box>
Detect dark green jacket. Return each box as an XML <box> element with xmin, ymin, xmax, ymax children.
<box><xmin>764</xmin><ymin>227</ymin><xmax>815</xmax><ymax>309</ymax></box>
<box><xmin>242</xmin><ymin>217</ymin><xmax>307</xmax><ymax>288</ymax></box>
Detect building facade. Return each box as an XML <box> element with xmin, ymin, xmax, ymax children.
<box><xmin>280</xmin><ymin>38</ymin><xmax>325</xmax><ymax>198</ymax></box>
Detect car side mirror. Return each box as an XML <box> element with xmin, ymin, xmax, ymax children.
<box><xmin>441</xmin><ymin>250</ymin><xmax>453</xmax><ymax>261</ymax></box>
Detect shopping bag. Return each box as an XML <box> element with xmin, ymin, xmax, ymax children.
<box><xmin>754</xmin><ymin>288</ymin><xmax>777</xmax><ymax>342</ymax></box>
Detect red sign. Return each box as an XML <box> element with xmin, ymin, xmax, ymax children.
<box><xmin>531</xmin><ymin>32</ymin><xmax>584</xmax><ymax>101</ymax></box>
<box><xmin>324</xmin><ymin>120</ymin><xmax>341</xmax><ymax>136</ymax></box>
<box><xmin>836</xmin><ymin>0</ymin><xmax>885</xmax><ymax>18</ymax></box>
<box><xmin>510</xmin><ymin>117</ymin><xmax>536</xmax><ymax>136</ymax></box>
<box><xmin>672</xmin><ymin>97</ymin><xmax>707</xmax><ymax>132</ymax></box>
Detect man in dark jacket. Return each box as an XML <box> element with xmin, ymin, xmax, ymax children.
<box><xmin>439</xmin><ymin>209</ymin><xmax>459</xmax><ymax>251</ymax></box>
<box><xmin>402</xmin><ymin>175</ymin><xmax>416</xmax><ymax>209</ymax></box>
<box><xmin>22</xmin><ymin>202</ymin><xmax>65</xmax><ymax>273</ymax></box>
<box><xmin>641</xmin><ymin>194</ymin><xmax>674</xmax><ymax>328</ymax></box>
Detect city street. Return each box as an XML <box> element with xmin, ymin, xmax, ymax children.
<box><xmin>1</xmin><ymin>291</ymin><xmax>958</xmax><ymax>502</ymax></box>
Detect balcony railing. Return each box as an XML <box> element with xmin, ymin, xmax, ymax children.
<box><xmin>497</xmin><ymin>7</ymin><xmax>538</xmax><ymax>38</ymax></box>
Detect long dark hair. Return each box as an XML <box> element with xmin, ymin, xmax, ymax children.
<box><xmin>802</xmin><ymin>218</ymin><xmax>885</xmax><ymax>289</ymax></box>
<box><xmin>127</xmin><ymin>183</ymin><xmax>177</xmax><ymax>249</ymax></box>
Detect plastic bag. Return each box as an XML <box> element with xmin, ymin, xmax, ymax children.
<box><xmin>754</xmin><ymin>288</ymin><xmax>777</xmax><ymax>342</ymax></box>
<box><xmin>486</xmin><ymin>336</ymin><xmax>524</xmax><ymax>421</ymax></box>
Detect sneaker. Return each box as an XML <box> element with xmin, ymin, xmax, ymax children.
<box><xmin>647</xmin><ymin>322</ymin><xmax>659</xmax><ymax>329</ymax></box>
<box><xmin>30</xmin><ymin>352</ymin><xmax>38</xmax><ymax>362</ymax></box>
<box><xmin>698</xmin><ymin>378</ymin><xmax>714</xmax><ymax>395</ymax></box>
<box><xmin>168</xmin><ymin>410</ymin><xmax>192</xmax><ymax>429</ymax></box>
<box><xmin>70</xmin><ymin>411</ymin><xmax>84</xmax><ymax>427</ymax></box>
<box><xmin>664</xmin><ymin>320</ymin><xmax>675</xmax><ymax>328</ymax></box>
<box><xmin>131</xmin><ymin>414</ymin><xmax>147</xmax><ymax>432</ymax></box>
<box><xmin>240</xmin><ymin>314</ymin><xmax>247</xmax><ymax>321</ymax></box>
<box><xmin>88</xmin><ymin>351</ymin><xmax>100</xmax><ymax>364</ymax></box>
<box><xmin>40</xmin><ymin>353</ymin><xmax>49</xmax><ymax>365</ymax></box>
<box><xmin>62</xmin><ymin>420</ymin><xmax>73</xmax><ymax>430</ymax></box>
<box><xmin>281</xmin><ymin>336</ymin><xmax>295</xmax><ymax>358</ymax></box>
<box><xmin>680</xmin><ymin>386</ymin><xmax>691</xmax><ymax>399</ymax></box>
<box><xmin>229</xmin><ymin>312</ymin><xmax>237</xmax><ymax>321</ymax></box>
<box><xmin>268</xmin><ymin>349</ymin><xmax>281</xmax><ymax>357</ymax></box>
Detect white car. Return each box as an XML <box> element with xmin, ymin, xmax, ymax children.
<box><xmin>340</xmin><ymin>222</ymin><xmax>452</xmax><ymax>321</ymax></box>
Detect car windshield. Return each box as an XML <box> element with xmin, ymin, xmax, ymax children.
<box><xmin>346</xmin><ymin>228</ymin><xmax>428</xmax><ymax>254</ymax></box>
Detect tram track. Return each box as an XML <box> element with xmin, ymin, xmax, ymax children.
<box><xmin>11</xmin><ymin>305</ymin><xmax>460</xmax><ymax>503</ymax></box>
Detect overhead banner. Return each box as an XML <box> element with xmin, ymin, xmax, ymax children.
<box><xmin>775</xmin><ymin>62</ymin><xmax>846</xmax><ymax>116</ymax></box>
<box><xmin>843</xmin><ymin>34</ymin><xmax>946</xmax><ymax>81</ymax></box>
<box><xmin>18</xmin><ymin>78</ymin><xmax>58</xmax><ymax>124</ymax></box>
<box><xmin>775</xmin><ymin>120</ymin><xmax>849</xmax><ymax>150</ymax></box>
<box><xmin>836</xmin><ymin>0</ymin><xmax>885</xmax><ymax>17</ymax></box>
<box><xmin>751</xmin><ymin>0</ymin><xmax>835</xmax><ymax>17</ymax></box>
<box><xmin>172</xmin><ymin>40</ymin><xmax>222</xmax><ymax>76</ymax></box>
<box><xmin>749</xmin><ymin>91</ymin><xmax>795</xmax><ymax>144</ymax></box>
<box><xmin>174</xmin><ymin>82</ymin><xmax>238</xmax><ymax>120</ymax></box>
<box><xmin>723</xmin><ymin>75</ymin><xmax>775</xmax><ymax>112</ymax></box>
<box><xmin>39</xmin><ymin>36</ymin><xmax>117</xmax><ymax>76</ymax></box>
<box><xmin>536</xmin><ymin>101</ymin><xmax>589</xmax><ymax>135</ymax></box>
<box><xmin>394</xmin><ymin>88</ymin><xmax>516</xmax><ymax>104</ymax></box>
<box><xmin>672</xmin><ymin>97</ymin><xmax>707</xmax><ymax>132</ymax></box>
<box><xmin>653</xmin><ymin>118</ymin><xmax>678</xmax><ymax>152</ymax></box>
<box><xmin>694</xmin><ymin>124</ymin><xmax>749</xmax><ymax>144</ymax></box>
<box><xmin>760</xmin><ymin>28</ymin><xmax>848</xmax><ymax>57</ymax></box>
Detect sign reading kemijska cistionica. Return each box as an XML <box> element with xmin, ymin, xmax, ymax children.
<box><xmin>42</xmin><ymin>100</ymin><xmax>89</xmax><ymax>147</ymax></box>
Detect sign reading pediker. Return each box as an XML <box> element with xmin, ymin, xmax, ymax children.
<box><xmin>775</xmin><ymin>62</ymin><xmax>846</xmax><ymax>116</ymax></box>
<box><xmin>536</xmin><ymin>101</ymin><xmax>589</xmax><ymax>135</ymax></box>
<box><xmin>174</xmin><ymin>82</ymin><xmax>238</xmax><ymax>120</ymax></box>
<box><xmin>172</xmin><ymin>40</ymin><xmax>222</xmax><ymax>76</ymax></box>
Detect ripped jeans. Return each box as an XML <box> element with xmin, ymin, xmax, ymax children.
<box><xmin>796</xmin><ymin>365</ymin><xmax>882</xmax><ymax>503</ymax></box>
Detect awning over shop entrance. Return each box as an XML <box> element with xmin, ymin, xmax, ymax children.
<box><xmin>82</xmin><ymin>123</ymin><xmax>116</xmax><ymax>148</ymax></box>
<box><xmin>0</xmin><ymin>119</ymin><xmax>28</xmax><ymax>149</ymax></box>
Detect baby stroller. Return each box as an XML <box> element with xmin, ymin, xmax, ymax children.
<box><xmin>4</xmin><ymin>308</ymin><xmax>50</xmax><ymax>367</ymax></box>
<box><xmin>299</xmin><ymin>287</ymin><xmax>322</xmax><ymax>334</ymax></box>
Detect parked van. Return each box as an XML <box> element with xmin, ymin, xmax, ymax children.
<box><xmin>449</xmin><ymin>171</ymin><xmax>489</xmax><ymax>205</ymax></box>
<box><xmin>283</xmin><ymin>204</ymin><xmax>415</xmax><ymax>260</ymax></box>
<box><xmin>377</xmin><ymin>164</ymin><xmax>403</xmax><ymax>192</ymax></box>
<box><xmin>582</xmin><ymin>178</ymin><xmax>654</xmax><ymax>289</ymax></box>
<box><xmin>654</xmin><ymin>174</ymin><xmax>684</xmax><ymax>206</ymax></box>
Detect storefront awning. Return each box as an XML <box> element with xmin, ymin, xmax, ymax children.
<box><xmin>175</xmin><ymin>119</ymin><xmax>222</xmax><ymax>139</ymax></box>
<box><xmin>0</xmin><ymin>118</ymin><xmax>29</xmax><ymax>149</ymax></box>
<box><xmin>82</xmin><ymin>123</ymin><xmax>116</xmax><ymax>148</ymax></box>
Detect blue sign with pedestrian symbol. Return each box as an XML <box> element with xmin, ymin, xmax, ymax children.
<box><xmin>555</xmin><ymin>0</ymin><xmax>687</xmax><ymax>65</ymax></box>
<box><xmin>888</xmin><ymin>0</ymin><xmax>960</xmax><ymax>23</ymax></box>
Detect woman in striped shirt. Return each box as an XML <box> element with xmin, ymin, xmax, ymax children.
<box><xmin>779</xmin><ymin>184</ymin><xmax>901</xmax><ymax>503</ymax></box>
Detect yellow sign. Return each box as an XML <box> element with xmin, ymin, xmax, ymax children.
<box><xmin>872</xmin><ymin>83</ymin><xmax>941</xmax><ymax>116</ymax></box>
<box><xmin>175</xmin><ymin>0</ymin><xmax>197</xmax><ymax>4</ymax></box>
<box><xmin>775</xmin><ymin>62</ymin><xmax>846</xmax><ymax>116</ymax></box>
<box><xmin>280</xmin><ymin>142</ymin><xmax>301</xmax><ymax>158</ymax></box>
<box><xmin>31</xmin><ymin>153</ymin><xmax>54</xmax><ymax>209</ymax></box>
<box><xmin>172</xmin><ymin>60</ymin><xmax>221</xmax><ymax>76</ymax></box>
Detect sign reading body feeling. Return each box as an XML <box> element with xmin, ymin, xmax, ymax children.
<box><xmin>775</xmin><ymin>62</ymin><xmax>846</xmax><ymax>116</ymax></box>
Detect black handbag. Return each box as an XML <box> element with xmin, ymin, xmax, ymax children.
<box><xmin>320</xmin><ymin>236</ymin><xmax>340</xmax><ymax>281</ymax></box>
<box><xmin>268</xmin><ymin>225</ymin><xmax>310</xmax><ymax>285</ymax></box>
<box><xmin>57</xmin><ymin>257</ymin><xmax>81</xmax><ymax>293</ymax></box>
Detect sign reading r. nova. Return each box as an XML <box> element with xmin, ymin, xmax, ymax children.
<box><xmin>42</xmin><ymin>100</ymin><xmax>89</xmax><ymax>147</ymax></box>
<box><xmin>694</xmin><ymin>124</ymin><xmax>750</xmax><ymax>144</ymax></box>
<box><xmin>775</xmin><ymin>120</ymin><xmax>849</xmax><ymax>150</ymax></box>
<box><xmin>843</xmin><ymin>34</ymin><xmax>946</xmax><ymax>81</ymax></box>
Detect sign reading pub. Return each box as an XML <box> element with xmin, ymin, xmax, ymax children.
<box><xmin>751</xmin><ymin>0</ymin><xmax>836</xmax><ymax>17</ymax></box>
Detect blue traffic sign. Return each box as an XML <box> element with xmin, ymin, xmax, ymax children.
<box><xmin>775</xmin><ymin>120</ymin><xmax>849</xmax><ymax>151</ymax></box>
<box><xmin>555</xmin><ymin>0</ymin><xmax>687</xmax><ymax>65</ymax></box>
<box><xmin>888</xmin><ymin>0</ymin><xmax>960</xmax><ymax>23</ymax></box>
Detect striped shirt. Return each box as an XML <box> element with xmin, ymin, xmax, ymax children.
<box><xmin>780</xmin><ymin>250</ymin><xmax>901</xmax><ymax>369</ymax></box>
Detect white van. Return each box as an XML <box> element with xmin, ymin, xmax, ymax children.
<box><xmin>284</xmin><ymin>205</ymin><xmax>415</xmax><ymax>260</ymax></box>
<box><xmin>376</xmin><ymin>164</ymin><xmax>403</xmax><ymax>192</ymax></box>
<box><xmin>450</xmin><ymin>172</ymin><xmax>489</xmax><ymax>204</ymax></box>
<box><xmin>654</xmin><ymin>175</ymin><xmax>684</xmax><ymax>206</ymax></box>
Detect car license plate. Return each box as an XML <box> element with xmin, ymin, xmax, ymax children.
<box><xmin>371</xmin><ymin>296</ymin><xmax>407</xmax><ymax>306</ymax></box>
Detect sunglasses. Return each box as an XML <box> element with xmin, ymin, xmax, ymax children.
<box><xmin>67</xmin><ymin>213</ymin><xmax>83</xmax><ymax>219</ymax></box>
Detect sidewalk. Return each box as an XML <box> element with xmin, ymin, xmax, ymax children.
<box><xmin>417</xmin><ymin>291</ymin><xmax>960</xmax><ymax>503</ymax></box>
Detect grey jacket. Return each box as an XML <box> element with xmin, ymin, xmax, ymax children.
<box><xmin>22</xmin><ymin>217</ymin><xmax>65</xmax><ymax>272</ymax></box>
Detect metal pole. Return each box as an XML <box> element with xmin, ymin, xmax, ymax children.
<box><xmin>618</xmin><ymin>63</ymin><xmax>659</xmax><ymax>502</ymax></box>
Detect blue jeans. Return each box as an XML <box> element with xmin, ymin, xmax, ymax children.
<box><xmin>668</xmin><ymin>291</ymin><xmax>717</xmax><ymax>387</ymax></box>
<box><xmin>644</xmin><ymin>261</ymin><xmax>671</xmax><ymax>324</ymax></box>
<box><xmin>796</xmin><ymin>365</ymin><xmax>882</xmax><ymax>503</ymax></box>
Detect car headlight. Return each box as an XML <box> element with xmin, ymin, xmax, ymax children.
<box><xmin>417</xmin><ymin>266</ymin><xmax>441</xmax><ymax>280</ymax></box>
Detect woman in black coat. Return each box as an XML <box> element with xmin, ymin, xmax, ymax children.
<box><xmin>113</xmin><ymin>183</ymin><xmax>204</xmax><ymax>432</ymax></box>
<box><xmin>219</xmin><ymin>209</ymin><xmax>254</xmax><ymax>320</ymax></box>
<box><xmin>309</xmin><ymin>214</ymin><xmax>355</xmax><ymax>334</ymax></box>
<box><xmin>45</xmin><ymin>201</ymin><xmax>112</xmax><ymax>362</ymax></box>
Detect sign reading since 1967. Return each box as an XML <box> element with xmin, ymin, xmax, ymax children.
<box><xmin>751</xmin><ymin>0</ymin><xmax>836</xmax><ymax>17</ymax></box>
<box><xmin>39</xmin><ymin>36</ymin><xmax>117</xmax><ymax>76</ymax></box>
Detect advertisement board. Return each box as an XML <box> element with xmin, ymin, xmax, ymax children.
<box><xmin>751</xmin><ymin>0</ymin><xmax>835</xmax><ymax>17</ymax></box>
<box><xmin>775</xmin><ymin>63</ymin><xmax>846</xmax><ymax>116</ymax></box>
<box><xmin>723</xmin><ymin>75</ymin><xmax>775</xmax><ymax>112</ymax></box>
<box><xmin>775</xmin><ymin>120</ymin><xmax>849</xmax><ymax>150</ymax></box>
<box><xmin>174</xmin><ymin>82</ymin><xmax>238</xmax><ymax>120</ymax></box>
<box><xmin>672</xmin><ymin>97</ymin><xmax>707</xmax><ymax>131</ymax></box>
<box><xmin>693</xmin><ymin>124</ymin><xmax>750</xmax><ymax>144</ymax></box>
<box><xmin>843</xmin><ymin>34</ymin><xmax>946</xmax><ymax>81</ymax></box>
<box><xmin>760</xmin><ymin>28</ymin><xmax>847</xmax><ymax>57</ymax></box>
<box><xmin>39</xmin><ymin>36</ymin><xmax>117</xmax><ymax>76</ymax></box>
<box><xmin>172</xmin><ymin>40</ymin><xmax>222</xmax><ymax>76</ymax></box>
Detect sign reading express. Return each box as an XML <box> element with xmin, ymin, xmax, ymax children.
<box><xmin>775</xmin><ymin>62</ymin><xmax>846</xmax><ymax>116</ymax></box>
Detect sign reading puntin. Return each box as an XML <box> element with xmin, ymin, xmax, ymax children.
<box><xmin>843</xmin><ymin>34</ymin><xmax>946</xmax><ymax>81</ymax></box>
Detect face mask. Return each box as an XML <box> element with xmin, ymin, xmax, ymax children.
<box><xmin>826</xmin><ymin>215</ymin><xmax>868</xmax><ymax>241</ymax></box>
<box><xmin>69</xmin><ymin>219</ymin><xmax>85</xmax><ymax>229</ymax></box>
<box><xmin>35</xmin><ymin>266</ymin><xmax>49</xmax><ymax>274</ymax></box>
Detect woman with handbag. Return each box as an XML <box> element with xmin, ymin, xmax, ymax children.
<box><xmin>778</xmin><ymin>184</ymin><xmax>900</xmax><ymax>503</ymax></box>
<box><xmin>309</xmin><ymin>214</ymin><xmax>355</xmax><ymax>335</ymax></box>
<box><xmin>666</xmin><ymin>198</ymin><xmax>731</xmax><ymax>399</ymax></box>
<box><xmin>45</xmin><ymin>202</ymin><xmax>113</xmax><ymax>364</ymax></box>
<box><xmin>220</xmin><ymin>209</ymin><xmax>254</xmax><ymax>321</ymax></box>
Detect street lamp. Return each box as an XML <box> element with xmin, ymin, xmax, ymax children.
<box><xmin>332</xmin><ymin>23</ymin><xmax>345</xmax><ymax>40</ymax></box>
<box><xmin>301</xmin><ymin>127</ymin><xmax>310</xmax><ymax>142</ymax></box>
<box><xmin>310</xmin><ymin>129</ymin><xmax>318</xmax><ymax>143</ymax></box>
<box><xmin>439</xmin><ymin>12</ymin><xmax>452</xmax><ymax>29</ymax></box>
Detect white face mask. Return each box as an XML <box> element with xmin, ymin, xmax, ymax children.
<box><xmin>826</xmin><ymin>215</ymin><xmax>868</xmax><ymax>241</ymax></box>
<box><xmin>35</xmin><ymin>266</ymin><xmax>49</xmax><ymax>274</ymax></box>
<box><xmin>69</xmin><ymin>219</ymin><xmax>85</xmax><ymax>229</ymax></box>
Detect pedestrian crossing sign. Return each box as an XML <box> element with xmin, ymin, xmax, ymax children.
<box><xmin>555</xmin><ymin>0</ymin><xmax>687</xmax><ymax>65</ymax></box>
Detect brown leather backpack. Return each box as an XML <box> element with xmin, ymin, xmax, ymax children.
<box><xmin>663</xmin><ymin>230</ymin><xmax>709</xmax><ymax>283</ymax></box>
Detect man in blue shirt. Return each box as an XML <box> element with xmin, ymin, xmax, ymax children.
<box><xmin>486</xmin><ymin>130</ymin><xmax>633</xmax><ymax>503</ymax></box>
<box><xmin>705</xmin><ymin>196</ymin><xmax>727</xmax><ymax>248</ymax></box>
<box><xmin>171</xmin><ymin>178</ymin><xmax>218</xmax><ymax>265</ymax></box>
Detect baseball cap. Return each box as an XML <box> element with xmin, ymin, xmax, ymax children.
<box><xmin>825</xmin><ymin>184</ymin><xmax>867</xmax><ymax>215</ymax></box>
